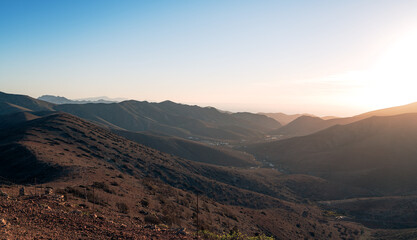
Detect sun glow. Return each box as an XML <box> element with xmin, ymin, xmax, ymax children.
<box><xmin>315</xmin><ymin>28</ymin><xmax>417</xmax><ymax>113</ymax></box>
<box><xmin>352</xmin><ymin>29</ymin><xmax>417</xmax><ymax>109</ymax></box>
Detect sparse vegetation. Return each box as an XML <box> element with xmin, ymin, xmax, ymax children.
<box><xmin>197</xmin><ymin>229</ymin><xmax>274</xmax><ymax>240</ymax></box>
<box><xmin>116</xmin><ymin>202</ymin><xmax>129</xmax><ymax>214</ymax></box>
<box><xmin>144</xmin><ymin>215</ymin><xmax>161</xmax><ymax>225</ymax></box>
<box><xmin>92</xmin><ymin>181</ymin><xmax>114</xmax><ymax>194</ymax></box>
<box><xmin>63</xmin><ymin>186</ymin><xmax>106</xmax><ymax>205</ymax></box>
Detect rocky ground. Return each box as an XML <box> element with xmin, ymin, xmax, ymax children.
<box><xmin>0</xmin><ymin>188</ymin><xmax>192</xmax><ymax>240</ymax></box>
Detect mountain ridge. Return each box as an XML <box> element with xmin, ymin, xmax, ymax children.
<box><xmin>247</xmin><ymin>113</ymin><xmax>417</xmax><ymax>195</ymax></box>
<box><xmin>1</xmin><ymin>92</ymin><xmax>282</xmax><ymax>141</ymax></box>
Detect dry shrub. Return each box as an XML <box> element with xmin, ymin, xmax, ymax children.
<box><xmin>116</xmin><ymin>202</ymin><xmax>129</xmax><ymax>214</ymax></box>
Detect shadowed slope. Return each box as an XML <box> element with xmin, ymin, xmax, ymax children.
<box><xmin>271</xmin><ymin>102</ymin><xmax>417</xmax><ymax>138</ymax></box>
<box><xmin>0</xmin><ymin>112</ymin><xmax>301</xmax><ymax>206</ymax></box>
<box><xmin>261</xmin><ymin>113</ymin><xmax>315</xmax><ymax>125</ymax></box>
<box><xmin>0</xmin><ymin>92</ymin><xmax>54</xmax><ymax>115</ymax></box>
<box><xmin>0</xmin><ymin>112</ymin><xmax>364</xmax><ymax>238</ymax></box>
<box><xmin>112</xmin><ymin>129</ymin><xmax>259</xmax><ymax>167</ymax></box>
<box><xmin>248</xmin><ymin>113</ymin><xmax>417</xmax><ymax>195</ymax></box>
<box><xmin>54</xmin><ymin>100</ymin><xmax>281</xmax><ymax>141</ymax></box>
<box><xmin>270</xmin><ymin>116</ymin><xmax>330</xmax><ymax>137</ymax></box>
<box><xmin>0</xmin><ymin>92</ymin><xmax>281</xmax><ymax>141</ymax></box>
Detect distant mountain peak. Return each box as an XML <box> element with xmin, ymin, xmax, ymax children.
<box><xmin>38</xmin><ymin>95</ymin><xmax>118</xmax><ymax>105</ymax></box>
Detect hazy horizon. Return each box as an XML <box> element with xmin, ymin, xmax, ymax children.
<box><xmin>2</xmin><ymin>0</ymin><xmax>417</xmax><ymax>116</ymax></box>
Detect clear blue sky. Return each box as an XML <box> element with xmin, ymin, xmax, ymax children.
<box><xmin>1</xmin><ymin>0</ymin><xmax>417</xmax><ymax>116</ymax></box>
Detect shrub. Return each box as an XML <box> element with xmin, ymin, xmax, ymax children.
<box><xmin>197</xmin><ymin>229</ymin><xmax>274</xmax><ymax>240</ymax></box>
<box><xmin>141</xmin><ymin>199</ymin><xmax>149</xmax><ymax>208</ymax></box>
<box><xmin>144</xmin><ymin>215</ymin><xmax>161</xmax><ymax>225</ymax></box>
<box><xmin>110</xmin><ymin>181</ymin><xmax>119</xmax><ymax>186</ymax></box>
<box><xmin>92</xmin><ymin>182</ymin><xmax>114</xmax><ymax>194</ymax></box>
<box><xmin>116</xmin><ymin>202</ymin><xmax>129</xmax><ymax>214</ymax></box>
<box><xmin>64</xmin><ymin>186</ymin><xmax>106</xmax><ymax>205</ymax></box>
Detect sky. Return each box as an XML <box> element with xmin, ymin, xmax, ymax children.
<box><xmin>1</xmin><ymin>0</ymin><xmax>417</xmax><ymax>116</ymax></box>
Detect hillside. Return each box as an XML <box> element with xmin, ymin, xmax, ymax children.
<box><xmin>260</xmin><ymin>113</ymin><xmax>315</xmax><ymax>125</ymax></box>
<box><xmin>247</xmin><ymin>113</ymin><xmax>417</xmax><ymax>195</ymax></box>
<box><xmin>0</xmin><ymin>112</ymin><xmax>365</xmax><ymax>238</ymax></box>
<box><xmin>0</xmin><ymin>92</ymin><xmax>281</xmax><ymax>141</ymax></box>
<box><xmin>231</xmin><ymin>112</ymin><xmax>282</xmax><ymax>131</ymax></box>
<box><xmin>112</xmin><ymin>130</ymin><xmax>259</xmax><ymax>167</ymax></box>
<box><xmin>356</xmin><ymin>102</ymin><xmax>417</xmax><ymax>119</ymax></box>
<box><xmin>0</xmin><ymin>92</ymin><xmax>54</xmax><ymax>115</ymax></box>
<box><xmin>53</xmin><ymin>100</ymin><xmax>281</xmax><ymax>141</ymax></box>
<box><xmin>269</xmin><ymin>102</ymin><xmax>417</xmax><ymax>138</ymax></box>
<box><xmin>269</xmin><ymin>116</ymin><xmax>330</xmax><ymax>138</ymax></box>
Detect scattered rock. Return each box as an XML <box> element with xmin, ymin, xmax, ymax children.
<box><xmin>139</xmin><ymin>210</ymin><xmax>148</xmax><ymax>215</ymax></box>
<box><xmin>45</xmin><ymin>187</ymin><xmax>53</xmax><ymax>195</ymax></box>
<box><xmin>70</xmin><ymin>210</ymin><xmax>82</xmax><ymax>215</ymax></box>
<box><xmin>0</xmin><ymin>190</ymin><xmax>8</xmax><ymax>198</ymax></box>
<box><xmin>176</xmin><ymin>228</ymin><xmax>187</xmax><ymax>235</ymax></box>
<box><xmin>144</xmin><ymin>225</ymin><xmax>158</xmax><ymax>230</ymax></box>
<box><xmin>1</xmin><ymin>218</ymin><xmax>7</xmax><ymax>227</ymax></box>
<box><xmin>302</xmin><ymin>211</ymin><xmax>309</xmax><ymax>218</ymax></box>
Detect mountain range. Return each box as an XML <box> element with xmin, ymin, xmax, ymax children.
<box><xmin>38</xmin><ymin>95</ymin><xmax>127</xmax><ymax>104</ymax></box>
<box><xmin>1</xmin><ymin>92</ymin><xmax>281</xmax><ymax>141</ymax></box>
<box><xmin>0</xmin><ymin>109</ymin><xmax>365</xmax><ymax>239</ymax></box>
<box><xmin>3</xmin><ymin>90</ymin><xmax>417</xmax><ymax>238</ymax></box>
<box><xmin>270</xmin><ymin>102</ymin><xmax>417</xmax><ymax>138</ymax></box>
<box><xmin>248</xmin><ymin>113</ymin><xmax>417</xmax><ymax>195</ymax></box>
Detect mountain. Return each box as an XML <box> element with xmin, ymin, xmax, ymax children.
<box><xmin>247</xmin><ymin>113</ymin><xmax>417</xmax><ymax>196</ymax></box>
<box><xmin>38</xmin><ymin>95</ymin><xmax>116</xmax><ymax>104</ymax></box>
<box><xmin>0</xmin><ymin>92</ymin><xmax>54</xmax><ymax>115</ymax></box>
<box><xmin>0</xmin><ymin>111</ymin><xmax>364</xmax><ymax>238</ymax></box>
<box><xmin>76</xmin><ymin>96</ymin><xmax>127</xmax><ymax>102</ymax></box>
<box><xmin>112</xmin><ymin>130</ymin><xmax>259</xmax><ymax>167</ymax></box>
<box><xmin>269</xmin><ymin>116</ymin><xmax>330</xmax><ymax>138</ymax></box>
<box><xmin>1</xmin><ymin>92</ymin><xmax>281</xmax><ymax>141</ymax></box>
<box><xmin>53</xmin><ymin>100</ymin><xmax>281</xmax><ymax>141</ymax></box>
<box><xmin>260</xmin><ymin>112</ymin><xmax>315</xmax><ymax>125</ymax></box>
<box><xmin>321</xmin><ymin>116</ymin><xmax>338</xmax><ymax>120</ymax></box>
<box><xmin>231</xmin><ymin>112</ymin><xmax>282</xmax><ymax>132</ymax></box>
<box><xmin>355</xmin><ymin>102</ymin><xmax>417</xmax><ymax>119</ymax></box>
<box><xmin>270</xmin><ymin>102</ymin><xmax>417</xmax><ymax>138</ymax></box>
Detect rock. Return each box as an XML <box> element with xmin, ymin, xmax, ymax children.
<box><xmin>45</xmin><ymin>187</ymin><xmax>53</xmax><ymax>195</ymax></box>
<box><xmin>0</xmin><ymin>190</ymin><xmax>8</xmax><ymax>198</ymax></box>
<box><xmin>302</xmin><ymin>211</ymin><xmax>309</xmax><ymax>217</ymax></box>
<box><xmin>144</xmin><ymin>225</ymin><xmax>153</xmax><ymax>229</ymax></box>
<box><xmin>176</xmin><ymin>228</ymin><xmax>187</xmax><ymax>235</ymax></box>
<box><xmin>1</xmin><ymin>218</ymin><xmax>7</xmax><ymax>227</ymax></box>
<box><xmin>55</xmin><ymin>194</ymin><xmax>65</xmax><ymax>201</ymax></box>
